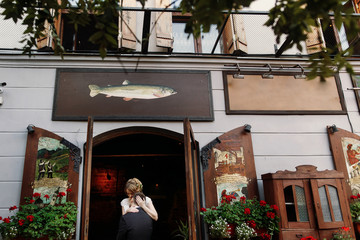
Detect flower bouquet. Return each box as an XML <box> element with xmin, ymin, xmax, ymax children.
<box><xmin>200</xmin><ymin>191</ymin><xmax>279</xmax><ymax>240</ymax></box>
<box><xmin>0</xmin><ymin>189</ymin><xmax>77</xmax><ymax>240</ymax></box>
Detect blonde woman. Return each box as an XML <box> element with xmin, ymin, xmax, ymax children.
<box><xmin>120</xmin><ymin>178</ymin><xmax>158</xmax><ymax>221</ymax></box>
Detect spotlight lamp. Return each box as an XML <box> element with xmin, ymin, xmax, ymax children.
<box><xmin>244</xmin><ymin>124</ymin><xmax>252</xmax><ymax>132</ymax></box>
<box><xmin>262</xmin><ymin>64</ymin><xmax>274</xmax><ymax>79</ymax></box>
<box><xmin>329</xmin><ymin>124</ymin><xmax>338</xmax><ymax>133</ymax></box>
<box><xmin>233</xmin><ymin>63</ymin><xmax>244</xmax><ymax>79</ymax></box>
<box><xmin>294</xmin><ymin>65</ymin><xmax>307</xmax><ymax>79</ymax></box>
<box><xmin>27</xmin><ymin>124</ymin><xmax>35</xmax><ymax>134</ymax></box>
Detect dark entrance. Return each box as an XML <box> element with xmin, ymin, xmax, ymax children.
<box><xmin>88</xmin><ymin>127</ymin><xmax>188</xmax><ymax>240</ymax></box>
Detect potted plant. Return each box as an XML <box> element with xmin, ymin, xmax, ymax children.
<box><xmin>350</xmin><ymin>194</ymin><xmax>360</xmax><ymax>236</ymax></box>
<box><xmin>0</xmin><ymin>190</ymin><xmax>77</xmax><ymax>240</ymax></box>
<box><xmin>200</xmin><ymin>191</ymin><xmax>279</xmax><ymax>240</ymax></box>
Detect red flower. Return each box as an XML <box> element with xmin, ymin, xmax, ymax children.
<box><xmin>29</xmin><ymin>199</ymin><xmax>35</xmax><ymax>204</ymax></box>
<box><xmin>259</xmin><ymin>200</ymin><xmax>267</xmax><ymax>206</ymax></box>
<box><xmin>244</xmin><ymin>208</ymin><xmax>251</xmax><ymax>215</ymax></box>
<box><xmin>0</xmin><ymin>216</ymin><xmax>2</xmax><ymax>221</ymax></box>
<box><xmin>357</xmin><ymin>193</ymin><xmax>360</xmax><ymax>198</ymax></box>
<box><xmin>240</xmin><ymin>196</ymin><xmax>246</xmax><ymax>202</ymax></box>
<box><xmin>301</xmin><ymin>236</ymin><xmax>317</xmax><ymax>240</ymax></box>
<box><xmin>271</xmin><ymin>204</ymin><xmax>279</xmax><ymax>211</ymax></box>
<box><xmin>44</xmin><ymin>194</ymin><xmax>50</xmax><ymax>199</ymax></box>
<box><xmin>33</xmin><ymin>192</ymin><xmax>41</xmax><ymax>198</ymax></box>
<box><xmin>247</xmin><ymin>220</ymin><xmax>256</xmax><ymax>228</ymax></box>
<box><xmin>341</xmin><ymin>226</ymin><xmax>350</xmax><ymax>231</ymax></box>
<box><xmin>63</xmin><ymin>214</ymin><xmax>68</xmax><ymax>219</ymax></box>
<box><xmin>266</xmin><ymin>211</ymin><xmax>275</xmax><ymax>219</ymax></box>
<box><xmin>66</xmin><ymin>188</ymin><xmax>72</xmax><ymax>192</ymax></box>
<box><xmin>200</xmin><ymin>208</ymin><xmax>207</xmax><ymax>212</ymax></box>
<box><xmin>58</xmin><ymin>192</ymin><xmax>66</xmax><ymax>197</ymax></box>
<box><xmin>26</xmin><ymin>215</ymin><xmax>34</xmax><ymax>222</ymax></box>
<box><xmin>260</xmin><ymin>233</ymin><xmax>271</xmax><ymax>240</ymax></box>
<box><xmin>3</xmin><ymin>217</ymin><xmax>11</xmax><ymax>223</ymax></box>
<box><xmin>350</xmin><ymin>195</ymin><xmax>358</xmax><ymax>200</ymax></box>
<box><xmin>18</xmin><ymin>219</ymin><xmax>25</xmax><ymax>226</ymax></box>
<box><xmin>9</xmin><ymin>205</ymin><xmax>17</xmax><ymax>211</ymax></box>
<box><xmin>211</xmin><ymin>206</ymin><xmax>217</xmax><ymax>210</ymax></box>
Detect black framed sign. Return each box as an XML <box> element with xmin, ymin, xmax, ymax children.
<box><xmin>52</xmin><ymin>69</ymin><xmax>213</xmax><ymax>121</ymax></box>
<box><xmin>223</xmin><ymin>72</ymin><xmax>346</xmax><ymax>115</ymax></box>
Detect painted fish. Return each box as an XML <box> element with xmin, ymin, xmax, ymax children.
<box><xmin>88</xmin><ymin>80</ymin><xmax>177</xmax><ymax>101</ymax></box>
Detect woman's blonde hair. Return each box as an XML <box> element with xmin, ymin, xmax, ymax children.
<box><xmin>125</xmin><ymin>178</ymin><xmax>143</xmax><ymax>194</ymax></box>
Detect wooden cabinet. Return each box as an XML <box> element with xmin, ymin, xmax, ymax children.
<box><xmin>262</xmin><ymin>165</ymin><xmax>355</xmax><ymax>240</ymax></box>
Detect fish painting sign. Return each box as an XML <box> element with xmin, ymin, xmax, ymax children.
<box><xmin>88</xmin><ymin>80</ymin><xmax>177</xmax><ymax>101</ymax></box>
<box><xmin>53</xmin><ymin>69</ymin><xmax>213</xmax><ymax>121</ymax></box>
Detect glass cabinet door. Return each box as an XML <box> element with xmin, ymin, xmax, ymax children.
<box><xmin>283</xmin><ymin>185</ymin><xmax>310</xmax><ymax>222</ymax></box>
<box><xmin>310</xmin><ymin>179</ymin><xmax>346</xmax><ymax>229</ymax></box>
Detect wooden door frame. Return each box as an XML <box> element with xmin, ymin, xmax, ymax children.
<box><xmin>81</xmin><ymin>124</ymin><xmax>203</xmax><ymax>239</ymax></box>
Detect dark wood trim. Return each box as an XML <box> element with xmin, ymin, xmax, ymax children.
<box><xmin>93</xmin><ymin>153</ymin><xmax>183</xmax><ymax>158</ymax></box>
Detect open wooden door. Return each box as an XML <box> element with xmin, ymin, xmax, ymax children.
<box><xmin>81</xmin><ymin>117</ymin><xmax>94</xmax><ymax>240</ymax></box>
<box><xmin>184</xmin><ymin>118</ymin><xmax>203</xmax><ymax>240</ymax></box>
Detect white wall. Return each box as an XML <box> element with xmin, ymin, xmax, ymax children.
<box><xmin>0</xmin><ymin>55</ymin><xmax>358</xmax><ymax>238</ymax></box>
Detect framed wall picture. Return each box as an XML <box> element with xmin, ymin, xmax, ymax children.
<box><xmin>53</xmin><ymin>69</ymin><xmax>213</xmax><ymax>121</ymax></box>
<box><xmin>223</xmin><ymin>72</ymin><xmax>346</xmax><ymax>115</ymax></box>
<box><xmin>327</xmin><ymin>126</ymin><xmax>360</xmax><ymax>197</ymax></box>
<box><xmin>20</xmin><ymin>126</ymin><xmax>81</xmax><ymax>206</ymax></box>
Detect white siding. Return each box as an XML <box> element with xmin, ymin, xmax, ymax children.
<box><xmin>0</xmin><ymin>56</ymin><xmax>359</xmax><ymax>239</ymax></box>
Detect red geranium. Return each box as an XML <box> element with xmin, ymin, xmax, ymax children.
<box><xmin>3</xmin><ymin>217</ymin><xmax>11</xmax><ymax>223</ymax></box>
<box><xmin>44</xmin><ymin>194</ymin><xmax>50</xmax><ymax>199</ymax></box>
<box><xmin>66</xmin><ymin>188</ymin><xmax>72</xmax><ymax>192</ymax></box>
<box><xmin>341</xmin><ymin>226</ymin><xmax>350</xmax><ymax>231</ymax></box>
<box><xmin>301</xmin><ymin>236</ymin><xmax>317</xmax><ymax>240</ymax></box>
<box><xmin>18</xmin><ymin>219</ymin><xmax>25</xmax><ymax>226</ymax></box>
<box><xmin>0</xmin><ymin>216</ymin><xmax>2</xmax><ymax>221</ymax></box>
<box><xmin>26</xmin><ymin>215</ymin><xmax>34</xmax><ymax>222</ymax></box>
<box><xmin>9</xmin><ymin>205</ymin><xmax>17</xmax><ymax>211</ymax></box>
<box><xmin>266</xmin><ymin>211</ymin><xmax>275</xmax><ymax>219</ymax></box>
<box><xmin>247</xmin><ymin>220</ymin><xmax>256</xmax><ymax>228</ymax></box>
<box><xmin>33</xmin><ymin>192</ymin><xmax>41</xmax><ymax>198</ymax></box>
<box><xmin>260</xmin><ymin>233</ymin><xmax>271</xmax><ymax>240</ymax></box>
<box><xmin>240</xmin><ymin>196</ymin><xmax>246</xmax><ymax>202</ymax></box>
<box><xmin>271</xmin><ymin>204</ymin><xmax>279</xmax><ymax>211</ymax></box>
<box><xmin>244</xmin><ymin>208</ymin><xmax>251</xmax><ymax>215</ymax></box>
<box><xmin>58</xmin><ymin>192</ymin><xmax>66</xmax><ymax>197</ymax></box>
<box><xmin>350</xmin><ymin>195</ymin><xmax>358</xmax><ymax>200</ymax></box>
<box><xmin>259</xmin><ymin>200</ymin><xmax>267</xmax><ymax>206</ymax></box>
<box><xmin>200</xmin><ymin>208</ymin><xmax>207</xmax><ymax>212</ymax></box>
<box><xmin>29</xmin><ymin>199</ymin><xmax>35</xmax><ymax>204</ymax></box>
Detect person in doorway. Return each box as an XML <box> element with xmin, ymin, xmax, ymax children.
<box><xmin>46</xmin><ymin>161</ymin><xmax>55</xmax><ymax>178</ymax></box>
<box><xmin>120</xmin><ymin>178</ymin><xmax>158</xmax><ymax>221</ymax></box>
<box><xmin>116</xmin><ymin>192</ymin><xmax>153</xmax><ymax>240</ymax></box>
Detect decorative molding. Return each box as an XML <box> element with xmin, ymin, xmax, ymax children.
<box><xmin>200</xmin><ymin>137</ymin><xmax>221</xmax><ymax>170</ymax></box>
<box><xmin>60</xmin><ymin>138</ymin><xmax>82</xmax><ymax>173</ymax></box>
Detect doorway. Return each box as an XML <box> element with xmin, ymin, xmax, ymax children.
<box><xmin>87</xmin><ymin>127</ymin><xmax>188</xmax><ymax>240</ymax></box>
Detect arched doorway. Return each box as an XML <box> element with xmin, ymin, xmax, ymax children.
<box><xmin>87</xmin><ymin>127</ymin><xmax>188</xmax><ymax>240</ymax></box>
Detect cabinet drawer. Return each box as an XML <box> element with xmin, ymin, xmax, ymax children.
<box><xmin>281</xmin><ymin>230</ymin><xmax>319</xmax><ymax>240</ymax></box>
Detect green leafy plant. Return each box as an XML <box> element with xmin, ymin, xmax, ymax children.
<box><xmin>172</xmin><ymin>220</ymin><xmax>189</xmax><ymax>240</ymax></box>
<box><xmin>330</xmin><ymin>226</ymin><xmax>354</xmax><ymax>240</ymax></box>
<box><xmin>200</xmin><ymin>191</ymin><xmax>279</xmax><ymax>239</ymax></box>
<box><xmin>350</xmin><ymin>194</ymin><xmax>360</xmax><ymax>223</ymax></box>
<box><xmin>0</xmin><ymin>191</ymin><xmax>77</xmax><ymax>240</ymax></box>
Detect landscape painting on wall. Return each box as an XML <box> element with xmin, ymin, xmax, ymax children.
<box><xmin>53</xmin><ymin>69</ymin><xmax>213</xmax><ymax>121</ymax></box>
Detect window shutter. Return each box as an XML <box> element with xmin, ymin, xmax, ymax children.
<box><xmin>222</xmin><ymin>14</ymin><xmax>248</xmax><ymax>55</ymax></box>
<box><xmin>306</xmin><ymin>22</ymin><xmax>325</xmax><ymax>54</ymax></box>
<box><xmin>119</xmin><ymin>0</ymin><xmax>137</xmax><ymax>50</ymax></box>
<box><xmin>155</xmin><ymin>0</ymin><xmax>173</xmax><ymax>50</ymax></box>
<box><xmin>36</xmin><ymin>11</ymin><xmax>62</xmax><ymax>50</ymax></box>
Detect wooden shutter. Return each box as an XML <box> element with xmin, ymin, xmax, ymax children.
<box><xmin>20</xmin><ymin>125</ymin><xmax>81</xmax><ymax>206</ymax></box>
<box><xmin>306</xmin><ymin>20</ymin><xmax>325</xmax><ymax>54</ymax></box>
<box><xmin>36</xmin><ymin>10</ymin><xmax>62</xmax><ymax>50</ymax></box>
<box><xmin>201</xmin><ymin>126</ymin><xmax>258</xmax><ymax>208</ymax></box>
<box><xmin>155</xmin><ymin>0</ymin><xmax>173</xmax><ymax>50</ymax></box>
<box><xmin>81</xmin><ymin>117</ymin><xmax>94</xmax><ymax>240</ymax></box>
<box><xmin>119</xmin><ymin>0</ymin><xmax>137</xmax><ymax>50</ymax></box>
<box><xmin>222</xmin><ymin>14</ymin><xmax>248</xmax><ymax>55</ymax></box>
<box><xmin>183</xmin><ymin>118</ymin><xmax>202</xmax><ymax>240</ymax></box>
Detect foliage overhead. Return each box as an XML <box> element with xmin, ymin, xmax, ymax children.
<box><xmin>0</xmin><ymin>0</ymin><xmax>359</xmax><ymax>79</ymax></box>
